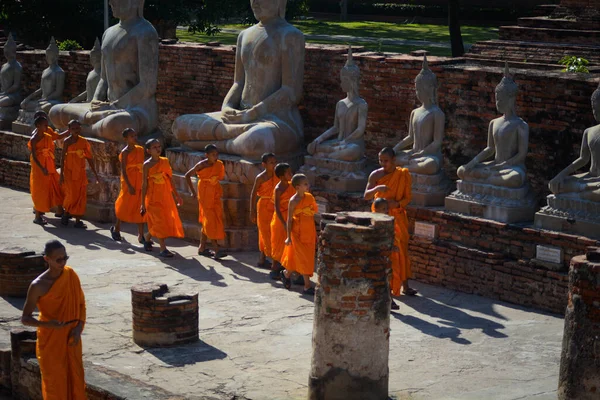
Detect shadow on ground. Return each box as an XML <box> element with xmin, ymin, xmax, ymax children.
<box><xmin>142</xmin><ymin>340</ymin><xmax>227</xmax><ymax>366</ymax></box>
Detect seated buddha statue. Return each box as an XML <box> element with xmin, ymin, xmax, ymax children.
<box><xmin>20</xmin><ymin>37</ymin><xmax>64</xmax><ymax>114</ymax></box>
<box><xmin>0</xmin><ymin>33</ymin><xmax>22</xmax><ymax>109</ymax></box>
<box><xmin>171</xmin><ymin>0</ymin><xmax>305</xmax><ymax>160</ymax></box>
<box><xmin>457</xmin><ymin>64</ymin><xmax>529</xmax><ymax>189</ymax></box>
<box><xmin>306</xmin><ymin>47</ymin><xmax>367</xmax><ymax>162</ymax></box>
<box><xmin>394</xmin><ymin>56</ymin><xmax>445</xmax><ymax>176</ymax></box>
<box><xmin>69</xmin><ymin>38</ymin><xmax>101</xmax><ymax>104</ymax></box>
<box><xmin>548</xmin><ymin>81</ymin><xmax>600</xmax><ymax>200</ymax></box>
<box><xmin>49</xmin><ymin>0</ymin><xmax>158</xmax><ymax>142</ymax></box>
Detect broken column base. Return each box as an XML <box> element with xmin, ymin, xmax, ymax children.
<box><xmin>309</xmin><ymin>370</ymin><xmax>388</xmax><ymax>400</ymax></box>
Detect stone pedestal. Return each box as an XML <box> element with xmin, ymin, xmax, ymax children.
<box><xmin>12</xmin><ymin>110</ymin><xmax>36</xmax><ymax>135</ymax></box>
<box><xmin>167</xmin><ymin>147</ymin><xmax>302</xmax><ymax>251</ymax></box>
<box><xmin>535</xmin><ymin>194</ymin><xmax>600</xmax><ymax>240</ymax></box>
<box><xmin>131</xmin><ymin>283</ymin><xmax>199</xmax><ymax>347</ymax></box>
<box><xmin>309</xmin><ymin>212</ymin><xmax>394</xmax><ymax>400</ymax></box>
<box><xmin>445</xmin><ymin>180</ymin><xmax>536</xmax><ymax>223</ymax></box>
<box><xmin>410</xmin><ymin>171</ymin><xmax>454</xmax><ymax>207</ymax></box>
<box><xmin>300</xmin><ymin>156</ymin><xmax>372</xmax><ymax>193</ymax></box>
<box><xmin>0</xmin><ymin>248</ymin><xmax>46</xmax><ymax>297</ymax></box>
<box><xmin>558</xmin><ymin>247</ymin><xmax>600</xmax><ymax>400</ymax></box>
<box><xmin>0</xmin><ymin>106</ymin><xmax>19</xmax><ymax>130</ymax></box>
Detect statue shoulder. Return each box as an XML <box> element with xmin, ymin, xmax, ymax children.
<box><xmin>134</xmin><ymin>19</ymin><xmax>159</xmax><ymax>40</ymax></box>
<box><xmin>281</xmin><ymin>23</ymin><xmax>305</xmax><ymax>45</ymax></box>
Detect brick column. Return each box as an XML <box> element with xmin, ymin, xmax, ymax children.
<box><xmin>131</xmin><ymin>284</ymin><xmax>199</xmax><ymax>347</ymax></box>
<box><xmin>309</xmin><ymin>212</ymin><xmax>394</xmax><ymax>400</ymax></box>
<box><xmin>558</xmin><ymin>247</ymin><xmax>600</xmax><ymax>400</ymax></box>
<box><xmin>0</xmin><ymin>250</ymin><xmax>46</xmax><ymax>297</ymax></box>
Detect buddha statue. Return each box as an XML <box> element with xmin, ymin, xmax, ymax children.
<box><xmin>548</xmin><ymin>82</ymin><xmax>600</xmax><ymax>199</ymax></box>
<box><xmin>394</xmin><ymin>55</ymin><xmax>444</xmax><ymax>175</ymax></box>
<box><xmin>69</xmin><ymin>38</ymin><xmax>101</xmax><ymax>104</ymax></box>
<box><xmin>19</xmin><ymin>37</ymin><xmax>64</xmax><ymax>114</ymax></box>
<box><xmin>49</xmin><ymin>0</ymin><xmax>159</xmax><ymax>142</ymax></box>
<box><xmin>0</xmin><ymin>34</ymin><xmax>22</xmax><ymax>108</ymax></box>
<box><xmin>306</xmin><ymin>47</ymin><xmax>367</xmax><ymax>162</ymax></box>
<box><xmin>457</xmin><ymin>64</ymin><xmax>529</xmax><ymax>189</ymax></box>
<box><xmin>171</xmin><ymin>0</ymin><xmax>305</xmax><ymax>160</ymax></box>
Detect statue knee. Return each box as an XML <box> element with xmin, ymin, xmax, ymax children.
<box><xmin>457</xmin><ymin>165</ymin><xmax>466</xmax><ymax>179</ymax></box>
<box><xmin>96</xmin><ymin>113</ymin><xmax>138</xmax><ymax>142</ymax></box>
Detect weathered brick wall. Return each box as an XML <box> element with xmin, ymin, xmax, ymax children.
<box><xmin>15</xmin><ymin>44</ymin><xmax>598</xmax><ymax>204</ymax></box>
<box><xmin>0</xmin><ymin>158</ymin><xmax>30</xmax><ymax>191</ymax></box>
<box><xmin>0</xmin><ymin>250</ymin><xmax>46</xmax><ymax>298</ymax></box>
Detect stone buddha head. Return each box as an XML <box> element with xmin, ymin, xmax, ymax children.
<box><xmin>109</xmin><ymin>0</ymin><xmax>145</xmax><ymax>20</ymax></box>
<box><xmin>415</xmin><ymin>55</ymin><xmax>437</xmax><ymax>105</ymax></box>
<box><xmin>90</xmin><ymin>38</ymin><xmax>101</xmax><ymax>69</ymax></box>
<box><xmin>46</xmin><ymin>37</ymin><xmax>59</xmax><ymax>66</ymax></box>
<box><xmin>251</xmin><ymin>0</ymin><xmax>287</xmax><ymax>21</ymax></box>
<box><xmin>340</xmin><ymin>46</ymin><xmax>360</xmax><ymax>94</ymax></box>
<box><xmin>495</xmin><ymin>63</ymin><xmax>518</xmax><ymax>114</ymax></box>
<box><xmin>592</xmin><ymin>81</ymin><xmax>600</xmax><ymax>123</ymax></box>
<box><xmin>3</xmin><ymin>33</ymin><xmax>17</xmax><ymax>62</ymax></box>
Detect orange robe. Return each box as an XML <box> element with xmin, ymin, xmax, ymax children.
<box><xmin>270</xmin><ymin>182</ymin><xmax>295</xmax><ymax>263</ymax></box>
<box><xmin>256</xmin><ymin>175</ymin><xmax>280</xmax><ymax>256</ymax></box>
<box><xmin>281</xmin><ymin>192</ymin><xmax>317</xmax><ymax>276</ymax></box>
<box><xmin>28</xmin><ymin>132</ymin><xmax>63</xmax><ymax>213</ymax></box>
<box><xmin>62</xmin><ymin>137</ymin><xmax>92</xmax><ymax>217</ymax></box>
<box><xmin>115</xmin><ymin>145</ymin><xmax>145</xmax><ymax>224</ymax></box>
<box><xmin>145</xmin><ymin>157</ymin><xmax>184</xmax><ymax>239</ymax></box>
<box><xmin>36</xmin><ymin>266</ymin><xmax>86</xmax><ymax>400</ymax></box>
<box><xmin>196</xmin><ymin>160</ymin><xmax>225</xmax><ymax>241</ymax></box>
<box><xmin>372</xmin><ymin>167</ymin><xmax>412</xmax><ymax>296</ymax></box>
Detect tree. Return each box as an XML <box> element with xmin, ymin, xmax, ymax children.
<box><xmin>448</xmin><ymin>0</ymin><xmax>465</xmax><ymax>57</ymax></box>
<box><xmin>340</xmin><ymin>0</ymin><xmax>348</xmax><ymax>21</ymax></box>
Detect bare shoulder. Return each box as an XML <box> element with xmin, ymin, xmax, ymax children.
<box><xmin>369</xmin><ymin>167</ymin><xmax>385</xmax><ymax>181</ymax></box>
<box><xmin>255</xmin><ymin>170</ymin><xmax>268</xmax><ymax>183</ymax></box>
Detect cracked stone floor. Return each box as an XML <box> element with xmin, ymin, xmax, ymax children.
<box><xmin>0</xmin><ymin>187</ymin><xmax>562</xmax><ymax>399</ymax></box>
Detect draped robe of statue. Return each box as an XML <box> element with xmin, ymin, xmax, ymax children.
<box><xmin>49</xmin><ymin>1</ymin><xmax>159</xmax><ymax>141</ymax></box>
<box><xmin>0</xmin><ymin>33</ymin><xmax>23</xmax><ymax>112</ymax></box>
<box><xmin>281</xmin><ymin>192</ymin><xmax>317</xmax><ymax>276</ymax></box>
<box><xmin>171</xmin><ymin>5</ymin><xmax>305</xmax><ymax>160</ymax></box>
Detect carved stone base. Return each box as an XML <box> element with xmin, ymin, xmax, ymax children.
<box><xmin>410</xmin><ymin>171</ymin><xmax>454</xmax><ymax>207</ymax></box>
<box><xmin>445</xmin><ymin>180</ymin><xmax>537</xmax><ymax>223</ymax></box>
<box><xmin>0</xmin><ymin>106</ymin><xmax>19</xmax><ymax>130</ymax></box>
<box><xmin>534</xmin><ymin>194</ymin><xmax>600</xmax><ymax>239</ymax></box>
<box><xmin>299</xmin><ymin>156</ymin><xmax>371</xmax><ymax>193</ymax></box>
<box><xmin>12</xmin><ymin>110</ymin><xmax>35</xmax><ymax>134</ymax></box>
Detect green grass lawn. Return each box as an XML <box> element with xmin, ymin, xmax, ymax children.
<box><xmin>177</xmin><ymin>19</ymin><xmax>498</xmax><ymax>57</ymax></box>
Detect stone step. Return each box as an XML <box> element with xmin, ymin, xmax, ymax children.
<box><xmin>517</xmin><ymin>17</ymin><xmax>585</xmax><ymax>30</ymax></box>
<box><xmin>533</xmin><ymin>4</ymin><xmax>559</xmax><ymax>17</ymax></box>
<box><xmin>499</xmin><ymin>25</ymin><xmax>600</xmax><ymax>46</ymax></box>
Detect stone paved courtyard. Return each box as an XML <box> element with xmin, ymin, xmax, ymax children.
<box><xmin>0</xmin><ymin>187</ymin><xmax>563</xmax><ymax>399</ymax></box>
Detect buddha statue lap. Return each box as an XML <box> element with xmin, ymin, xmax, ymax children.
<box><xmin>0</xmin><ymin>33</ymin><xmax>22</xmax><ymax>128</ymax></box>
<box><xmin>171</xmin><ymin>0</ymin><xmax>305</xmax><ymax>160</ymax></box>
<box><xmin>394</xmin><ymin>55</ymin><xmax>452</xmax><ymax>206</ymax></box>
<box><xmin>69</xmin><ymin>38</ymin><xmax>101</xmax><ymax>104</ymax></box>
<box><xmin>445</xmin><ymin>64</ymin><xmax>536</xmax><ymax>223</ymax></box>
<box><xmin>49</xmin><ymin>0</ymin><xmax>159</xmax><ymax>142</ymax></box>
<box><xmin>535</xmin><ymin>81</ymin><xmax>600</xmax><ymax>238</ymax></box>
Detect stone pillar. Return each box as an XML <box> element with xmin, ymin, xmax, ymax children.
<box><xmin>309</xmin><ymin>211</ymin><xmax>394</xmax><ymax>400</ymax></box>
<box><xmin>558</xmin><ymin>246</ymin><xmax>600</xmax><ymax>400</ymax></box>
<box><xmin>0</xmin><ymin>249</ymin><xmax>46</xmax><ymax>297</ymax></box>
<box><xmin>131</xmin><ymin>284</ymin><xmax>199</xmax><ymax>347</ymax></box>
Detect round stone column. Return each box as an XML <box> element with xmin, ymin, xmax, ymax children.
<box><xmin>0</xmin><ymin>249</ymin><xmax>46</xmax><ymax>297</ymax></box>
<box><xmin>131</xmin><ymin>283</ymin><xmax>199</xmax><ymax>347</ymax></box>
<box><xmin>558</xmin><ymin>247</ymin><xmax>600</xmax><ymax>400</ymax></box>
<box><xmin>309</xmin><ymin>211</ymin><xmax>395</xmax><ymax>400</ymax></box>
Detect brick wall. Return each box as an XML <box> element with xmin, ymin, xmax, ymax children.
<box><xmin>15</xmin><ymin>44</ymin><xmax>598</xmax><ymax>205</ymax></box>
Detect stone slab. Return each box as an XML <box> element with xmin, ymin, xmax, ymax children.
<box><xmin>11</xmin><ymin>119</ymin><xmax>33</xmax><ymax>135</ymax></box>
<box><xmin>445</xmin><ymin>194</ymin><xmax>536</xmax><ymax>224</ymax></box>
<box><xmin>300</xmin><ymin>156</ymin><xmax>373</xmax><ymax>193</ymax></box>
<box><xmin>534</xmin><ymin>211</ymin><xmax>600</xmax><ymax>240</ymax></box>
<box><xmin>303</xmin><ymin>155</ymin><xmax>366</xmax><ymax>173</ymax></box>
<box><xmin>410</xmin><ymin>172</ymin><xmax>454</xmax><ymax>207</ymax></box>
<box><xmin>411</xmin><ymin>190</ymin><xmax>449</xmax><ymax>207</ymax></box>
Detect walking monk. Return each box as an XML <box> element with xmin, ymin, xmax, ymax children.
<box><xmin>60</xmin><ymin>120</ymin><xmax>100</xmax><ymax>228</ymax></box>
<box><xmin>270</xmin><ymin>163</ymin><xmax>294</xmax><ymax>279</ymax></box>
<box><xmin>250</xmin><ymin>153</ymin><xmax>279</xmax><ymax>269</ymax></box>
<box><xmin>141</xmin><ymin>139</ymin><xmax>184</xmax><ymax>258</ymax></box>
<box><xmin>281</xmin><ymin>174</ymin><xmax>318</xmax><ymax>296</ymax></box>
<box><xmin>185</xmin><ymin>144</ymin><xmax>226</xmax><ymax>260</ymax></box>
<box><xmin>365</xmin><ymin>147</ymin><xmax>416</xmax><ymax>304</ymax></box>
<box><xmin>21</xmin><ymin>240</ymin><xmax>86</xmax><ymax>399</ymax></box>
<box><xmin>29</xmin><ymin>116</ymin><xmax>64</xmax><ymax>225</ymax></box>
<box><xmin>110</xmin><ymin>128</ymin><xmax>147</xmax><ymax>243</ymax></box>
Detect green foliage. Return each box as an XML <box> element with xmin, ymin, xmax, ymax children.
<box><xmin>57</xmin><ymin>39</ymin><xmax>83</xmax><ymax>51</ymax></box>
<box><xmin>559</xmin><ymin>56</ymin><xmax>590</xmax><ymax>73</ymax></box>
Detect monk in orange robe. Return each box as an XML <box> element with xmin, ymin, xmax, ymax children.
<box><xmin>21</xmin><ymin>240</ymin><xmax>86</xmax><ymax>400</ymax></box>
<box><xmin>270</xmin><ymin>163</ymin><xmax>294</xmax><ymax>279</ymax></box>
<box><xmin>281</xmin><ymin>174</ymin><xmax>317</xmax><ymax>296</ymax></box>
<box><xmin>185</xmin><ymin>144</ymin><xmax>227</xmax><ymax>260</ymax></box>
<box><xmin>365</xmin><ymin>147</ymin><xmax>414</xmax><ymax>310</ymax></box>
<box><xmin>111</xmin><ymin>128</ymin><xmax>147</xmax><ymax>244</ymax></box>
<box><xmin>60</xmin><ymin>120</ymin><xmax>100</xmax><ymax>229</ymax></box>
<box><xmin>29</xmin><ymin>116</ymin><xmax>64</xmax><ymax>225</ymax></box>
<box><xmin>250</xmin><ymin>153</ymin><xmax>279</xmax><ymax>269</ymax></box>
<box><xmin>141</xmin><ymin>139</ymin><xmax>184</xmax><ymax>258</ymax></box>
